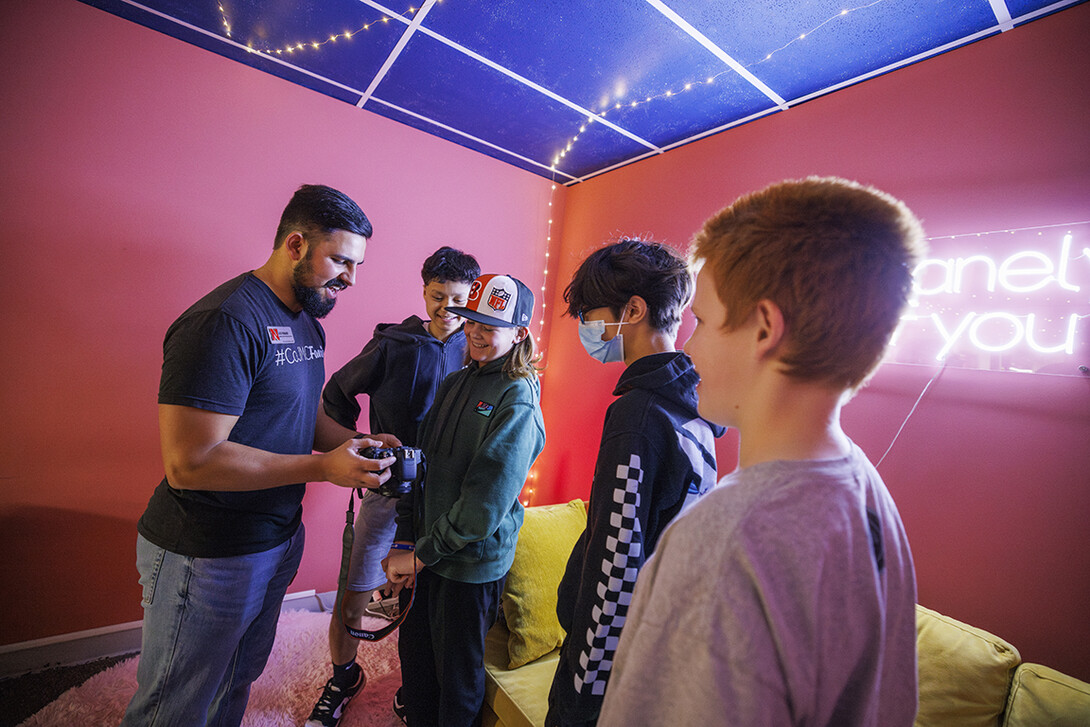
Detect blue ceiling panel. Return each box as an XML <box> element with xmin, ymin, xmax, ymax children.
<box><xmin>422</xmin><ymin>0</ymin><xmax>779</xmax><ymax>149</ymax></box>
<box><xmin>370</xmin><ymin>31</ymin><xmax>645</xmax><ymax>178</ymax></box>
<box><xmin>593</xmin><ymin>74</ymin><xmax>781</xmax><ymax>149</ymax></box>
<box><xmin>1007</xmin><ymin>0</ymin><xmax>1086</xmax><ymax>21</ymax></box>
<box><xmin>75</xmin><ymin>0</ymin><xmax>1087</xmax><ymax>182</ymax></box>
<box><xmin>424</xmin><ymin>1</ymin><xmax>720</xmax><ymax>111</ymax></box>
<box><xmin>668</xmin><ymin>0</ymin><xmax>1000</xmax><ymax>103</ymax></box>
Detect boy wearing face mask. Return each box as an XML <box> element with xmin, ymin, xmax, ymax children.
<box><xmin>546</xmin><ymin>238</ymin><xmax>725</xmax><ymax>727</ymax></box>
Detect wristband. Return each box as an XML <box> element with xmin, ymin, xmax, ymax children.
<box><xmin>390</xmin><ymin>543</ymin><xmax>415</xmax><ymax>551</ymax></box>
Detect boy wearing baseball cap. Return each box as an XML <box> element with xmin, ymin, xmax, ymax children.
<box><xmin>384</xmin><ymin>273</ymin><xmax>546</xmax><ymax>725</ymax></box>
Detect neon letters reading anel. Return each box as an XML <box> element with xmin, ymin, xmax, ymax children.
<box><xmin>888</xmin><ymin>227</ymin><xmax>1089</xmax><ymax>373</ymax></box>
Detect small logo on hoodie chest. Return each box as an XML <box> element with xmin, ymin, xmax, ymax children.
<box><xmin>474</xmin><ymin>400</ymin><xmax>494</xmax><ymax>417</ymax></box>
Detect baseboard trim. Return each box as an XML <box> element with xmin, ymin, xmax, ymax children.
<box><xmin>0</xmin><ymin>589</ymin><xmax>337</xmax><ymax>679</ymax></box>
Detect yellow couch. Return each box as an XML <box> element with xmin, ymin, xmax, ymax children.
<box><xmin>482</xmin><ymin>502</ymin><xmax>1090</xmax><ymax>727</ymax></box>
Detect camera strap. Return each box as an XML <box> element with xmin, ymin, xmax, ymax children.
<box><xmin>336</xmin><ymin>488</ymin><xmax>415</xmax><ymax>641</ymax></box>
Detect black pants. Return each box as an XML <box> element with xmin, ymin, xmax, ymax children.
<box><xmin>397</xmin><ymin>568</ymin><xmax>504</xmax><ymax>727</ymax></box>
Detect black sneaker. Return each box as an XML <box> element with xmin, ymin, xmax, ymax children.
<box><xmin>392</xmin><ymin>687</ymin><xmax>408</xmax><ymax>724</ymax></box>
<box><xmin>305</xmin><ymin>667</ymin><xmax>365</xmax><ymax>727</ymax></box>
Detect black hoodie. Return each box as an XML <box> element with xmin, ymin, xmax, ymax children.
<box><xmin>547</xmin><ymin>351</ymin><xmax>725</xmax><ymax>725</ymax></box>
<box><xmin>322</xmin><ymin>315</ymin><xmax>466</xmax><ymax>445</ymax></box>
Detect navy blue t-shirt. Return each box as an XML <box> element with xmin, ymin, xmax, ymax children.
<box><xmin>138</xmin><ymin>273</ymin><xmax>326</xmax><ymax>557</ymax></box>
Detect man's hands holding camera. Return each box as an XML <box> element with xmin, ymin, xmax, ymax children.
<box><xmin>322</xmin><ymin>433</ymin><xmax>401</xmax><ymax>490</ymax></box>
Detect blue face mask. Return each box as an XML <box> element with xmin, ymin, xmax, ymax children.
<box><xmin>577</xmin><ymin>310</ymin><xmax>628</xmax><ymax>364</ymax></box>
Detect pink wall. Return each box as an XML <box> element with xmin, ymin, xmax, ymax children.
<box><xmin>534</xmin><ymin>5</ymin><xmax>1090</xmax><ymax>680</ymax></box>
<box><xmin>0</xmin><ymin>0</ymin><xmax>557</xmax><ymax>645</ymax></box>
<box><xmin>2</xmin><ymin>0</ymin><xmax>1087</xmax><ymax>685</ymax></box>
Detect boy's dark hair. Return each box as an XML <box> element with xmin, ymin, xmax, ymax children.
<box><xmin>274</xmin><ymin>184</ymin><xmax>372</xmax><ymax>248</ymax></box>
<box><xmin>693</xmin><ymin>176</ymin><xmax>927</xmax><ymax>391</ymax></box>
<box><xmin>421</xmin><ymin>246</ymin><xmax>481</xmax><ymax>285</ymax></box>
<box><xmin>563</xmin><ymin>238</ymin><xmax>693</xmax><ymax>334</ymax></box>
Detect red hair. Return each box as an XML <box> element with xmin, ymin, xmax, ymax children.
<box><xmin>693</xmin><ymin>177</ymin><xmax>926</xmax><ymax>391</ymax></box>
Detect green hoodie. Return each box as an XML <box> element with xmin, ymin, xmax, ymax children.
<box><xmin>395</xmin><ymin>352</ymin><xmax>546</xmax><ymax>584</ymax></box>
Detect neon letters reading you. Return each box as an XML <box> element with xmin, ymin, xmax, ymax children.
<box><xmin>891</xmin><ymin>231</ymin><xmax>1089</xmax><ymax>368</ymax></box>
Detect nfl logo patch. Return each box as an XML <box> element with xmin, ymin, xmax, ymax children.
<box><xmin>448</xmin><ymin>273</ymin><xmax>533</xmax><ymax>329</ymax></box>
<box><xmin>475</xmin><ymin>400</ymin><xmax>494</xmax><ymax>417</ymax></box>
<box><xmin>487</xmin><ymin>288</ymin><xmax>510</xmax><ymax>312</ymax></box>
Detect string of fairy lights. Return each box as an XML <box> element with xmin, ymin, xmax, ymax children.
<box><xmin>536</xmin><ymin>185</ymin><xmax>557</xmax><ymax>351</ymax></box>
<box><xmin>549</xmin><ymin>0</ymin><xmax>889</xmax><ymax>169</ymax></box>
<box><xmin>216</xmin><ymin>1</ymin><xmax>891</xmax><ymax>168</ymax></box>
<box><xmin>217</xmin><ymin>0</ymin><xmax>884</xmax><ymax>73</ymax></box>
<box><xmin>925</xmin><ymin>221</ymin><xmax>1090</xmax><ymax>242</ymax></box>
<box><xmin>218</xmin><ymin>2</ymin><xmax>433</xmax><ymax>56</ymax></box>
<box><xmin>211</xmin><ymin>0</ymin><xmax>1005</xmax><ymax>504</ymax></box>
<box><xmin>520</xmin><ymin>182</ymin><xmax>561</xmax><ymax>505</ymax></box>
<box><xmin>214</xmin><ymin>0</ymin><xmax>901</xmax><ymax>316</ymax></box>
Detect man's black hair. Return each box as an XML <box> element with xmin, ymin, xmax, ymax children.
<box><xmin>420</xmin><ymin>246</ymin><xmax>481</xmax><ymax>285</ymax></box>
<box><xmin>275</xmin><ymin>184</ymin><xmax>372</xmax><ymax>247</ymax></box>
<box><xmin>564</xmin><ymin>238</ymin><xmax>693</xmax><ymax>333</ymax></box>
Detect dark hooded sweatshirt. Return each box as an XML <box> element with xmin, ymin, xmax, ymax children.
<box><xmin>547</xmin><ymin>351</ymin><xmax>725</xmax><ymax>726</ymax></box>
<box><xmin>321</xmin><ymin>315</ymin><xmax>466</xmax><ymax>443</ymax></box>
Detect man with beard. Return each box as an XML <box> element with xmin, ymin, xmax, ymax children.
<box><xmin>122</xmin><ymin>185</ymin><xmax>399</xmax><ymax>727</ymax></box>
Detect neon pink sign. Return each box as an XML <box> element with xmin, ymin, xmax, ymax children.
<box><xmin>887</xmin><ymin>224</ymin><xmax>1090</xmax><ymax>375</ymax></box>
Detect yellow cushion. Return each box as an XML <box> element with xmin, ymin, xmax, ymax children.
<box><xmin>484</xmin><ymin>621</ymin><xmax>558</xmax><ymax>727</ymax></box>
<box><xmin>1004</xmin><ymin>663</ymin><xmax>1090</xmax><ymax>727</ymax></box>
<box><xmin>502</xmin><ymin>500</ymin><xmax>586</xmax><ymax>669</ymax></box>
<box><xmin>915</xmin><ymin>604</ymin><xmax>1021</xmax><ymax>727</ymax></box>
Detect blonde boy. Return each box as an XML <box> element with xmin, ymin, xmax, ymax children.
<box><xmin>600</xmin><ymin>177</ymin><xmax>926</xmax><ymax>726</ymax></box>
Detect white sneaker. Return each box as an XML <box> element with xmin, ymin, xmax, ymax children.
<box><xmin>364</xmin><ymin>594</ymin><xmax>400</xmax><ymax>621</ymax></box>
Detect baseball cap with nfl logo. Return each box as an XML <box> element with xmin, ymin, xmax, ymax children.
<box><xmin>447</xmin><ymin>273</ymin><xmax>534</xmax><ymax>328</ymax></box>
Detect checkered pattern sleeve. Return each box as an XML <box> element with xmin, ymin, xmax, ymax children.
<box><xmin>576</xmin><ymin>451</ymin><xmax>645</xmax><ymax>696</ymax></box>
<box><xmin>549</xmin><ymin>432</ymin><xmax>661</xmax><ymax>724</ymax></box>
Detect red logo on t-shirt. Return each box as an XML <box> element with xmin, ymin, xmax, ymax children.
<box><xmin>267</xmin><ymin>326</ymin><xmax>295</xmax><ymax>344</ymax></box>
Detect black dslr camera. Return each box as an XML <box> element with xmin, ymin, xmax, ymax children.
<box><xmin>359</xmin><ymin>446</ymin><xmax>425</xmax><ymax>498</ymax></box>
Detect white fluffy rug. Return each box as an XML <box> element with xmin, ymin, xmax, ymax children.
<box><xmin>20</xmin><ymin>610</ymin><xmax>404</xmax><ymax>727</ymax></box>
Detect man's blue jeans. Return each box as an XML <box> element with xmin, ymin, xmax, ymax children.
<box><xmin>120</xmin><ymin>524</ymin><xmax>305</xmax><ymax>727</ymax></box>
